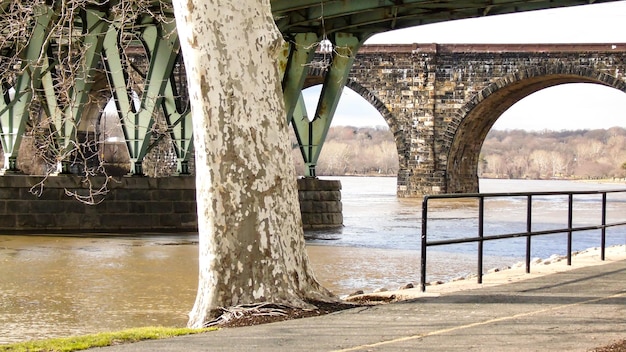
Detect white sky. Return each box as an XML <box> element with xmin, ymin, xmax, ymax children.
<box><xmin>302</xmin><ymin>1</ymin><xmax>626</xmax><ymax>131</ymax></box>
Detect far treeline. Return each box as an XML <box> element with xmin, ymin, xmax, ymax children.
<box><xmin>291</xmin><ymin>126</ymin><xmax>626</xmax><ymax>180</ymax></box>
<box><xmin>291</xmin><ymin>126</ymin><xmax>399</xmax><ymax>176</ymax></box>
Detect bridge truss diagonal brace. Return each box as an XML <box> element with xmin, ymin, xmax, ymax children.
<box><xmin>291</xmin><ymin>33</ymin><xmax>362</xmax><ymax>177</ymax></box>
<box><xmin>103</xmin><ymin>19</ymin><xmax>181</xmax><ymax>176</ymax></box>
<box><xmin>0</xmin><ymin>4</ymin><xmax>56</xmax><ymax>171</ymax></box>
<box><xmin>280</xmin><ymin>32</ymin><xmax>319</xmax><ymax>122</ymax></box>
<box><xmin>101</xmin><ymin>21</ymin><xmax>135</xmax><ymax>153</ymax></box>
<box><xmin>131</xmin><ymin>21</ymin><xmax>181</xmax><ymax>175</ymax></box>
<box><xmin>161</xmin><ymin>71</ymin><xmax>193</xmax><ymax>174</ymax></box>
<box><xmin>57</xmin><ymin>8</ymin><xmax>110</xmax><ymax>164</ymax></box>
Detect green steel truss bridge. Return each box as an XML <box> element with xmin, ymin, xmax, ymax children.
<box><xmin>0</xmin><ymin>1</ymin><xmax>617</xmax><ymax>177</ymax></box>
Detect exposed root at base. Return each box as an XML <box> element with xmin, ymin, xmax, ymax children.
<box><xmin>203</xmin><ymin>300</ymin><xmax>361</xmax><ymax>328</ymax></box>
<box><xmin>204</xmin><ymin>303</ymin><xmax>294</xmax><ymax>327</ymax></box>
<box><xmin>345</xmin><ymin>294</ymin><xmax>397</xmax><ymax>304</ymax></box>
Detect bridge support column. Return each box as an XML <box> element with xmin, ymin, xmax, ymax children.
<box><xmin>397</xmin><ymin>169</ymin><xmax>447</xmax><ymax>197</ymax></box>
<box><xmin>290</xmin><ymin>33</ymin><xmax>362</xmax><ymax>178</ymax></box>
<box><xmin>396</xmin><ymin>105</ymin><xmax>447</xmax><ymax>197</ymax></box>
<box><xmin>0</xmin><ymin>4</ymin><xmax>57</xmax><ymax>173</ymax></box>
<box><xmin>297</xmin><ymin>178</ymin><xmax>342</xmax><ymax>229</ymax></box>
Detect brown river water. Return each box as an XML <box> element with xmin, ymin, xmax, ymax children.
<box><xmin>1</xmin><ymin>177</ymin><xmax>625</xmax><ymax>343</ymax></box>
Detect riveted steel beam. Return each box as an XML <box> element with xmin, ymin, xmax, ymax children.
<box><xmin>101</xmin><ymin>19</ymin><xmax>135</xmax><ymax>155</ymax></box>
<box><xmin>161</xmin><ymin>67</ymin><xmax>193</xmax><ymax>174</ymax></box>
<box><xmin>54</xmin><ymin>7</ymin><xmax>110</xmax><ymax>173</ymax></box>
<box><xmin>40</xmin><ymin>47</ymin><xmax>62</xmax><ymax>135</ymax></box>
<box><xmin>291</xmin><ymin>32</ymin><xmax>361</xmax><ymax>177</ymax></box>
<box><xmin>66</xmin><ymin>8</ymin><xmax>109</xmax><ymax>127</ymax></box>
<box><xmin>0</xmin><ymin>4</ymin><xmax>56</xmax><ymax>171</ymax></box>
<box><xmin>290</xmin><ymin>93</ymin><xmax>315</xmax><ymax>176</ymax></box>
<box><xmin>129</xmin><ymin>21</ymin><xmax>180</xmax><ymax>175</ymax></box>
<box><xmin>103</xmin><ymin>18</ymin><xmax>180</xmax><ymax>175</ymax></box>
<box><xmin>273</xmin><ymin>0</ymin><xmax>619</xmax><ymax>35</ymax></box>
<box><xmin>281</xmin><ymin>32</ymin><xmax>319</xmax><ymax>122</ymax></box>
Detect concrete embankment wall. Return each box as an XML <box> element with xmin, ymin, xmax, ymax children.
<box><xmin>0</xmin><ymin>175</ymin><xmax>342</xmax><ymax>234</ymax></box>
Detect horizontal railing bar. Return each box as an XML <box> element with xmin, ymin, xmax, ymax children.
<box><xmin>426</xmin><ymin>221</ymin><xmax>626</xmax><ymax>247</ymax></box>
<box><xmin>424</xmin><ymin>189</ymin><xmax>626</xmax><ymax>201</ymax></box>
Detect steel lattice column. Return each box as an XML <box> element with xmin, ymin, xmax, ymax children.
<box><xmin>55</xmin><ymin>8</ymin><xmax>110</xmax><ymax>173</ymax></box>
<box><xmin>290</xmin><ymin>33</ymin><xmax>362</xmax><ymax>177</ymax></box>
<box><xmin>0</xmin><ymin>4</ymin><xmax>57</xmax><ymax>171</ymax></box>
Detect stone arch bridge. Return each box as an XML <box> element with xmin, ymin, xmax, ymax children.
<box><xmin>313</xmin><ymin>43</ymin><xmax>626</xmax><ymax>197</ymax></box>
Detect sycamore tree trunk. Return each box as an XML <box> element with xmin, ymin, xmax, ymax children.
<box><xmin>172</xmin><ymin>0</ymin><xmax>334</xmax><ymax>327</ymax></box>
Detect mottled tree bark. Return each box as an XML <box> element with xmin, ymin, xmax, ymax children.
<box><xmin>172</xmin><ymin>0</ymin><xmax>334</xmax><ymax>327</ymax></box>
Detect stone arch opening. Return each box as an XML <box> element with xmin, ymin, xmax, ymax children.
<box><xmin>344</xmin><ymin>80</ymin><xmax>408</xmax><ymax>178</ymax></box>
<box><xmin>446</xmin><ymin>66</ymin><xmax>626</xmax><ymax>193</ymax></box>
<box><xmin>300</xmin><ymin>72</ymin><xmax>407</xmax><ymax>178</ymax></box>
<box><xmin>301</xmin><ymin>80</ymin><xmax>395</xmax><ymax>127</ymax></box>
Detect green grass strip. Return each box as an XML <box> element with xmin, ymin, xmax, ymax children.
<box><xmin>0</xmin><ymin>326</ymin><xmax>216</xmax><ymax>352</ymax></box>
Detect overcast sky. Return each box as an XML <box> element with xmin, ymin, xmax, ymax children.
<box><xmin>302</xmin><ymin>1</ymin><xmax>626</xmax><ymax>131</ymax></box>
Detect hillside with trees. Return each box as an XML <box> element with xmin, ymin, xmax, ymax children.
<box><xmin>291</xmin><ymin>126</ymin><xmax>399</xmax><ymax>176</ymax></box>
<box><xmin>292</xmin><ymin>126</ymin><xmax>626</xmax><ymax>180</ymax></box>
<box><xmin>480</xmin><ymin>127</ymin><xmax>626</xmax><ymax>180</ymax></box>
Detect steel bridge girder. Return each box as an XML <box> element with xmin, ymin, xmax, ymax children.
<box><xmin>281</xmin><ymin>32</ymin><xmax>319</xmax><ymax>122</ymax></box>
<box><xmin>102</xmin><ymin>18</ymin><xmax>181</xmax><ymax>175</ymax></box>
<box><xmin>131</xmin><ymin>21</ymin><xmax>181</xmax><ymax>175</ymax></box>
<box><xmin>161</xmin><ymin>76</ymin><xmax>193</xmax><ymax>174</ymax></box>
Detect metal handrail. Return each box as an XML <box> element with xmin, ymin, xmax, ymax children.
<box><xmin>420</xmin><ymin>189</ymin><xmax>626</xmax><ymax>292</ymax></box>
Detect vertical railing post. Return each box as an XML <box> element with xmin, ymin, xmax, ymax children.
<box><xmin>478</xmin><ymin>196</ymin><xmax>484</xmax><ymax>284</ymax></box>
<box><xmin>418</xmin><ymin>190</ymin><xmax>626</xmax><ymax>295</ymax></box>
<box><xmin>601</xmin><ymin>192</ymin><xmax>607</xmax><ymax>261</ymax></box>
<box><xmin>567</xmin><ymin>193</ymin><xmax>573</xmax><ymax>266</ymax></box>
<box><xmin>526</xmin><ymin>195</ymin><xmax>532</xmax><ymax>274</ymax></box>
<box><xmin>420</xmin><ymin>197</ymin><xmax>429</xmax><ymax>292</ymax></box>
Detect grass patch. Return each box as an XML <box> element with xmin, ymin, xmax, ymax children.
<box><xmin>0</xmin><ymin>326</ymin><xmax>216</xmax><ymax>352</ymax></box>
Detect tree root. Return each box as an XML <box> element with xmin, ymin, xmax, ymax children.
<box><xmin>202</xmin><ymin>300</ymin><xmax>360</xmax><ymax>328</ymax></box>
<box><xmin>203</xmin><ymin>302</ymin><xmax>307</xmax><ymax>327</ymax></box>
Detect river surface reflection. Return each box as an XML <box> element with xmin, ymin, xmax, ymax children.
<box><xmin>1</xmin><ymin>177</ymin><xmax>625</xmax><ymax>343</ymax></box>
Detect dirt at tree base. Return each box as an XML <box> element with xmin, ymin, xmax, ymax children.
<box><xmin>217</xmin><ymin>300</ymin><xmax>365</xmax><ymax>328</ymax></box>
<box><xmin>591</xmin><ymin>340</ymin><xmax>626</xmax><ymax>352</ymax></box>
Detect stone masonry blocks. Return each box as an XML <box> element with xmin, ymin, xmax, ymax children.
<box><xmin>0</xmin><ymin>175</ymin><xmax>198</xmax><ymax>233</ymax></box>
<box><xmin>297</xmin><ymin>178</ymin><xmax>343</xmax><ymax>229</ymax></box>
<box><xmin>348</xmin><ymin>44</ymin><xmax>626</xmax><ymax>196</ymax></box>
<box><xmin>0</xmin><ymin>174</ymin><xmax>344</xmax><ymax>233</ymax></box>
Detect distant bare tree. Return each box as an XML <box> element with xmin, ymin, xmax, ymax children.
<box><xmin>482</xmin><ymin>127</ymin><xmax>626</xmax><ymax>180</ymax></box>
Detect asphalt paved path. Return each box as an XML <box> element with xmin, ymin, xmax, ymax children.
<box><xmin>92</xmin><ymin>260</ymin><xmax>626</xmax><ymax>352</ymax></box>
